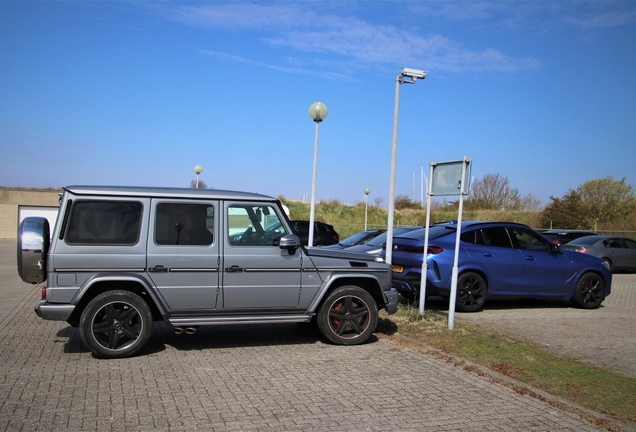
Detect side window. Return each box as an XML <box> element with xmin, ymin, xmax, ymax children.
<box><xmin>623</xmin><ymin>238</ymin><xmax>636</xmax><ymax>249</ymax></box>
<box><xmin>508</xmin><ymin>227</ymin><xmax>550</xmax><ymax>252</ymax></box>
<box><xmin>155</xmin><ymin>203</ymin><xmax>214</xmax><ymax>246</ymax></box>
<box><xmin>65</xmin><ymin>200</ymin><xmax>142</xmax><ymax>245</ymax></box>
<box><xmin>461</xmin><ymin>229</ymin><xmax>486</xmax><ymax>245</ymax></box>
<box><xmin>604</xmin><ymin>238</ymin><xmax>624</xmax><ymax>249</ymax></box>
<box><xmin>480</xmin><ymin>227</ymin><xmax>513</xmax><ymax>248</ymax></box>
<box><xmin>228</xmin><ymin>204</ymin><xmax>287</xmax><ymax>246</ymax></box>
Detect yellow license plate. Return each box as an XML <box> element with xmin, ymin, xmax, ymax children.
<box><xmin>392</xmin><ymin>265</ymin><xmax>404</xmax><ymax>273</ymax></box>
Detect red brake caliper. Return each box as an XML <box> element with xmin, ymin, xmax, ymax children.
<box><xmin>332</xmin><ymin>302</ymin><xmax>343</xmax><ymax>326</ymax></box>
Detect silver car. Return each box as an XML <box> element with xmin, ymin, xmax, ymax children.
<box><xmin>560</xmin><ymin>235</ymin><xmax>636</xmax><ymax>272</ymax></box>
<box><xmin>17</xmin><ymin>186</ymin><xmax>398</xmax><ymax>359</ymax></box>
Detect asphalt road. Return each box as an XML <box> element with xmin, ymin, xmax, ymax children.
<box><xmin>1</xmin><ymin>240</ymin><xmax>634</xmax><ymax>431</ymax></box>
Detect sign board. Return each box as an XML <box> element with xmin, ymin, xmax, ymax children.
<box><xmin>430</xmin><ymin>159</ymin><xmax>472</xmax><ymax>196</ymax></box>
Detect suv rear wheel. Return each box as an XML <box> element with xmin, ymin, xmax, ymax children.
<box><xmin>317</xmin><ymin>286</ymin><xmax>378</xmax><ymax>345</ymax></box>
<box><xmin>79</xmin><ymin>290</ymin><xmax>152</xmax><ymax>359</ymax></box>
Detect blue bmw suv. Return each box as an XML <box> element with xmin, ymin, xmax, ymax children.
<box><xmin>382</xmin><ymin>221</ymin><xmax>612</xmax><ymax>312</ymax></box>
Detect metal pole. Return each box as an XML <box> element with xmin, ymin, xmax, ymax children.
<box><xmin>419</xmin><ymin>163</ymin><xmax>434</xmax><ymax>315</ymax></box>
<box><xmin>448</xmin><ymin>158</ymin><xmax>469</xmax><ymax>330</ymax></box>
<box><xmin>308</xmin><ymin>121</ymin><xmax>320</xmax><ymax>247</ymax></box>
<box><xmin>386</xmin><ymin>75</ymin><xmax>401</xmax><ymax>265</ymax></box>
<box><xmin>364</xmin><ymin>195</ymin><xmax>369</xmax><ymax>231</ymax></box>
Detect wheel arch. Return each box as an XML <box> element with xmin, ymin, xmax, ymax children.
<box><xmin>67</xmin><ymin>276</ymin><xmax>164</xmax><ymax>327</ymax></box>
<box><xmin>311</xmin><ymin>274</ymin><xmax>385</xmax><ymax>313</ymax></box>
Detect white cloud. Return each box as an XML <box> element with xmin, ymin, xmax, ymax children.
<box><xmin>163</xmin><ymin>2</ymin><xmax>543</xmax><ymax>74</ymax></box>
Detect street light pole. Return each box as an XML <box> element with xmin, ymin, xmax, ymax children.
<box><xmin>364</xmin><ymin>188</ymin><xmax>370</xmax><ymax>231</ymax></box>
<box><xmin>385</xmin><ymin>68</ymin><xmax>427</xmax><ymax>265</ymax></box>
<box><xmin>194</xmin><ymin>165</ymin><xmax>203</xmax><ymax>189</ymax></box>
<box><xmin>308</xmin><ymin>102</ymin><xmax>328</xmax><ymax>247</ymax></box>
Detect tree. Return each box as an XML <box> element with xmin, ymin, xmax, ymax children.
<box><xmin>465</xmin><ymin>173</ymin><xmax>522</xmax><ymax>210</ymax></box>
<box><xmin>576</xmin><ymin>176</ymin><xmax>636</xmax><ymax>226</ymax></box>
<box><xmin>189</xmin><ymin>179</ymin><xmax>211</xmax><ymax>189</ymax></box>
<box><xmin>374</xmin><ymin>196</ymin><xmax>384</xmax><ymax>207</ymax></box>
<box><xmin>394</xmin><ymin>194</ymin><xmax>421</xmax><ymax>210</ymax></box>
<box><xmin>540</xmin><ymin>176</ymin><xmax>636</xmax><ymax>229</ymax></box>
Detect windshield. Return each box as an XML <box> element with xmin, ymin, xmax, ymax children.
<box><xmin>339</xmin><ymin>230</ymin><xmax>381</xmax><ymax>247</ymax></box>
<box><xmin>568</xmin><ymin>236</ymin><xmax>602</xmax><ymax>246</ymax></box>
<box><xmin>398</xmin><ymin>225</ymin><xmax>457</xmax><ymax>241</ymax></box>
<box><xmin>366</xmin><ymin>226</ymin><xmax>420</xmax><ymax>246</ymax></box>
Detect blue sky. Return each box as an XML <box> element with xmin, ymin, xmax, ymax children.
<box><xmin>1</xmin><ymin>1</ymin><xmax>635</xmax><ymax>207</ymax></box>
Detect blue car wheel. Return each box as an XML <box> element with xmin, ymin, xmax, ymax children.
<box><xmin>456</xmin><ymin>272</ymin><xmax>487</xmax><ymax>313</ymax></box>
<box><xmin>571</xmin><ymin>273</ymin><xmax>605</xmax><ymax>309</ymax></box>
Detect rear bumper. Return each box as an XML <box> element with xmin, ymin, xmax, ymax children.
<box><xmin>35</xmin><ymin>301</ymin><xmax>74</xmax><ymax>321</ymax></box>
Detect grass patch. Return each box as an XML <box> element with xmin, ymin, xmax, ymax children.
<box><xmin>377</xmin><ymin>304</ymin><xmax>636</xmax><ymax>429</ymax></box>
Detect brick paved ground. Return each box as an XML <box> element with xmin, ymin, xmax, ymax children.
<box><xmin>1</xmin><ymin>240</ymin><xmax>633</xmax><ymax>431</ymax></box>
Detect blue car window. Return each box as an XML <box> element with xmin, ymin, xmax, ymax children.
<box><xmin>480</xmin><ymin>227</ymin><xmax>512</xmax><ymax>248</ymax></box>
<box><xmin>508</xmin><ymin>227</ymin><xmax>550</xmax><ymax>252</ymax></box>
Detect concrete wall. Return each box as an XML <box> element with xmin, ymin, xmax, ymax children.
<box><xmin>0</xmin><ymin>189</ymin><xmax>61</xmax><ymax>239</ymax></box>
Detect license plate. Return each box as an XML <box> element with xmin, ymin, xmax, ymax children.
<box><xmin>392</xmin><ymin>265</ymin><xmax>403</xmax><ymax>273</ymax></box>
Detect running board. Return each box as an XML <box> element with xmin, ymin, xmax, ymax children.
<box><xmin>169</xmin><ymin>314</ymin><xmax>312</xmax><ymax>327</ymax></box>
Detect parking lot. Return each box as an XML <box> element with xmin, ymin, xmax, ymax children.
<box><xmin>1</xmin><ymin>239</ymin><xmax>634</xmax><ymax>431</ymax></box>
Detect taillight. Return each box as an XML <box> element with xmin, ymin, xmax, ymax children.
<box><xmin>402</xmin><ymin>246</ymin><xmax>444</xmax><ymax>254</ymax></box>
<box><xmin>41</xmin><ymin>286</ymin><xmax>47</xmax><ymax>300</ymax></box>
<box><xmin>404</xmin><ymin>246</ymin><xmax>424</xmax><ymax>254</ymax></box>
<box><xmin>333</xmin><ymin>235</ymin><xmax>339</xmax><ymax>242</ymax></box>
<box><xmin>575</xmin><ymin>247</ymin><xmax>587</xmax><ymax>253</ymax></box>
<box><xmin>551</xmin><ymin>239</ymin><xmax>559</xmax><ymax>245</ymax></box>
<box><xmin>428</xmin><ymin>246</ymin><xmax>444</xmax><ymax>254</ymax></box>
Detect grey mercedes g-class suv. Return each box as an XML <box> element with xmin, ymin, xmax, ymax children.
<box><xmin>18</xmin><ymin>186</ymin><xmax>398</xmax><ymax>359</ymax></box>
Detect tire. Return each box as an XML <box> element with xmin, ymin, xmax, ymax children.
<box><xmin>456</xmin><ymin>272</ymin><xmax>487</xmax><ymax>312</ymax></box>
<box><xmin>79</xmin><ymin>290</ymin><xmax>153</xmax><ymax>359</ymax></box>
<box><xmin>571</xmin><ymin>273</ymin><xmax>605</xmax><ymax>309</ymax></box>
<box><xmin>317</xmin><ymin>286</ymin><xmax>378</xmax><ymax>345</ymax></box>
<box><xmin>17</xmin><ymin>217</ymin><xmax>50</xmax><ymax>284</ymax></box>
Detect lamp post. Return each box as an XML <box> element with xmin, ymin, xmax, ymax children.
<box><xmin>193</xmin><ymin>165</ymin><xmax>203</xmax><ymax>188</ymax></box>
<box><xmin>364</xmin><ymin>188</ymin><xmax>370</xmax><ymax>231</ymax></box>
<box><xmin>308</xmin><ymin>102</ymin><xmax>328</xmax><ymax>247</ymax></box>
<box><xmin>385</xmin><ymin>68</ymin><xmax>427</xmax><ymax>265</ymax></box>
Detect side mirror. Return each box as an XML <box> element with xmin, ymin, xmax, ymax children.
<box><xmin>550</xmin><ymin>243</ymin><xmax>561</xmax><ymax>254</ymax></box>
<box><xmin>279</xmin><ymin>234</ymin><xmax>302</xmax><ymax>254</ymax></box>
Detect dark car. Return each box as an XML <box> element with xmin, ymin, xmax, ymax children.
<box><xmin>290</xmin><ymin>220</ymin><xmax>339</xmax><ymax>246</ymax></box>
<box><xmin>381</xmin><ymin>221</ymin><xmax>612</xmax><ymax>312</ymax></box>
<box><xmin>541</xmin><ymin>229</ymin><xmax>596</xmax><ymax>246</ymax></box>
<box><xmin>560</xmin><ymin>235</ymin><xmax>636</xmax><ymax>272</ymax></box>
<box><xmin>344</xmin><ymin>226</ymin><xmax>422</xmax><ymax>255</ymax></box>
<box><xmin>324</xmin><ymin>229</ymin><xmax>385</xmax><ymax>249</ymax></box>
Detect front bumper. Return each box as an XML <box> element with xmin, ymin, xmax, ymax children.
<box><xmin>35</xmin><ymin>301</ymin><xmax>75</xmax><ymax>321</ymax></box>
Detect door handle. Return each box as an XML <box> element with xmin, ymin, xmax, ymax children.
<box><xmin>225</xmin><ymin>265</ymin><xmax>244</xmax><ymax>272</ymax></box>
<box><xmin>149</xmin><ymin>265</ymin><xmax>168</xmax><ymax>273</ymax></box>
<box><xmin>482</xmin><ymin>253</ymin><xmax>493</xmax><ymax>258</ymax></box>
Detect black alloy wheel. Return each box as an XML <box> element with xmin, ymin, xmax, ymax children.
<box><xmin>317</xmin><ymin>286</ymin><xmax>378</xmax><ymax>345</ymax></box>
<box><xmin>79</xmin><ymin>290</ymin><xmax>152</xmax><ymax>359</ymax></box>
<box><xmin>456</xmin><ymin>272</ymin><xmax>487</xmax><ymax>312</ymax></box>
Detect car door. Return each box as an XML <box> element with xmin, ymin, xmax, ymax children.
<box><xmin>602</xmin><ymin>237</ymin><xmax>632</xmax><ymax>270</ymax></box>
<box><xmin>146</xmin><ymin>200</ymin><xmax>220</xmax><ymax>312</ymax></box>
<box><xmin>620</xmin><ymin>238</ymin><xmax>636</xmax><ymax>271</ymax></box>
<box><xmin>222</xmin><ymin>202</ymin><xmax>302</xmax><ymax>310</ymax></box>
<box><xmin>464</xmin><ymin>226</ymin><xmax>526</xmax><ymax>294</ymax></box>
<box><xmin>507</xmin><ymin>226</ymin><xmax>573</xmax><ymax>295</ymax></box>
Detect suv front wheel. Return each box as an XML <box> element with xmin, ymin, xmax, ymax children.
<box><xmin>79</xmin><ymin>290</ymin><xmax>153</xmax><ymax>359</ymax></box>
<box><xmin>317</xmin><ymin>286</ymin><xmax>378</xmax><ymax>345</ymax></box>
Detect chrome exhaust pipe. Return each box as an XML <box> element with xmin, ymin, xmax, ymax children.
<box><xmin>184</xmin><ymin>327</ymin><xmax>197</xmax><ymax>335</ymax></box>
<box><xmin>174</xmin><ymin>327</ymin><xmax>184</xmax><ymax>335</ymax></box>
